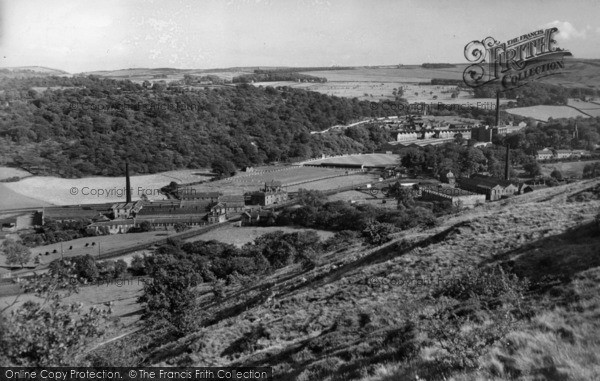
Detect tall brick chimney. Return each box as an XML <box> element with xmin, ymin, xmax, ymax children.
<box><xmin>497</xmin><ymin>91</ymin><xmax>510</xmax><ymax>180</ymax></box>
<box><xmin>125</xmin><ymin>162</ymin><xmax>132</xmax><ymax>203</ymax></box>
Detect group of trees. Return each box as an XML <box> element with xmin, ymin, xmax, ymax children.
<box><xmin>1</xmin><ymin>238</ymin><xmax>31</xmax><ymax>268</ymax></box>
<box><xmin>232</xmin><ymin>72</ymin><xmax>327</xmax><ymax>83</ymax></box>
<box><xmin>49</xmin><ymin>255</ymin><xmax>128</xmax><ymax>283</ymax></box>
<box><xmin>394</xmin><ymin>116</ymin><xmax>600</xmax><ymax>181</ymax></box>
<box><xmin>583</xmin><ymin>162</ymin><xmax>600</xmax><ymax>178</ymax></box>
<box><xmin>20</xmin><ymin>219</ymin><xmax>101</xmax><ymax>247</ymax></box>
<box><xmin>472</xmin><ymin>82</ymin><xmax>570</xmax><ymax>106</ymax></box>
<box><xmin>1</xmin><ymin>76</ymin><xmax>404</xmax><ymax>177</ymax></box>
<box><xmin>0</xmin><ymin>256</ymin><xmax>112</xmax><ymax>366</ymax></box>
<box><xmin>276</xmin><ymin>189</ymin><xmax>437</xmax><ymax>237</ymax></box>
<box><xmin>137</xmin><ymin>232</ymin><xmax>323</xmax><ymax>333</ymax></box>
<box><xmin>397</xmin><ymin>144</ymin><xmax>500</xmax><ymax>179</ymax></box>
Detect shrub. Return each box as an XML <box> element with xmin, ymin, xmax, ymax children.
<box><xmin>362</xmin><ymin>221</ymin><xmax>396</xmax><ymax>245</ymax></box>
<box><xmin>137</xmin><ymin>253</ymin><xmax>201</xmax><ymax>333</ymax></box>
<box><xmin>174</xmin><ymin>223</ymin><xmax>189</xmax><ymax>233</ymax></box>
<box><xmin>426</xmin><ymin>265</ymin><xmax>531</xmax><ymax>370</ymax></box>
<box><xmin>130</xmin><ymin>254</ymin><xmax>147</xmax><ymax>276</ymax></box>
<box><xmin>550</xmin><ymin>169</ymin><xmax>564</xmax><ymax>181</ymax></box>
<box><xmin>324</xmin><ymin>230</ymin><xmax>360</xmax><ymax>250</ymax></box>
<box><xmin>0</xmin><ymin>258</ymin><xmax>110</xmax><ymax>365</ymax></box>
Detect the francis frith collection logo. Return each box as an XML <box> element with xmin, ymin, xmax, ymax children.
<box><xmin>463</xmin><ymin>27</ymin><xmax>572</xmax><ymax>90</ymax></box>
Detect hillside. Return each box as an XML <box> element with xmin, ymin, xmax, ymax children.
<box><xmin>86</xmin><ymin>179</ymin><xmax>600</xmax><ymax>380</ymax></box>
<box><xmin>0</xmin><ymin>77</ymin><xmax>400</xmax><ymax>177</ymax></box>
<box><xmin>0</xmin><ymin>66</ymin><xmax>70</xmax><ymax>76</ymax></box>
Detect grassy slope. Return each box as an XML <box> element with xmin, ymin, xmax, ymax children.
<box><xmin>95</xmin><ymin>179</ymin><xmax>600</xmax><ymax>380</ymax></box>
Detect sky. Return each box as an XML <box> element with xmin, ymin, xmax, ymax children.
<box><xmin>0</xmin><ymin>0</ymin><xmax>599</xmax><ymax>73</ymax></box>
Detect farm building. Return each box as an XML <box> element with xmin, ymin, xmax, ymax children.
<box><xmin>419</xmin><ymin>187</ymin><xmax>485</xmax><ymax>208</ymax></box>
<box><xmin>241</xmin><ymin>210</ymin><xmax>278</xmax><ymax>226</ymax></box>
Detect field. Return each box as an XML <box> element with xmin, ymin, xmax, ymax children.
<box><xmin>0</xmin><ymin>183</ymin><xmax>52</xmax><ymax>210</ymax></box>
<box><xmin>0</xmin><ymin>279</ymin><xmax>143</xmax><ymax>327</ymax></box>
<box><xmin>286</xmin><ymin>172</ymin><xmax>379</xmax><ymax>192</ymax></box>
<box><xmin>183</xmin><ymin>165</ymin><xmax>375</xmax><ymax>195</ymax></box>
<box><xmin>300</xmin><ymin>153</ymin><xmax>398</xmax><ymax>167</ymax></box>
<box><xmin>1</xmin><ymin>168</ymin><xmax>210</xmax><ymax>208</ymax></box>
<box><xmin>0</xmin><ymin>167</ymin><xmax>32</xmax><ymax>180</ymax></box>
<box><xmin>254</xmin><ymin>79</ymin><xmax>506</xmax><ymax>106</ymax></box>
<box><xmin>540</xmin><ymin>58</ymin><xmax>600</xmax><ymax>90</ymax></box>
<box><xmin>505</xmin><ymin>105</ymin><xmax>590</xmax><ymax>121</ymax></box>
<box><xmin>567</xmin><ymin>98</ymin><xmax>600</xmax><ymax>118</ymax></box>
<box><xmin>185</xmin><ymin>225</ymin><xmax>335</xmax><ymax>247</ymax></box>
<box><xmin>541</xmin><ymin>160</ymin><xmax>600</xmax><ymax>178</ymax></box>
<box><xmin>0</xmin><ymin>230</ymin><xmax>178</xmax><ymax>272</ymax></box>
<box><xmin>82</xmin><ymin>67</ymin><xmax>254</xmax><ymax>84</ymax></box>
<box><xmin>300</xmin><ymin>67</ymin><xmax>466</xmax><ymax>82</ymax></box>
<box><xmin>0</xmin><ymin>166</ymin><xmax>376</xmax><ymax>209</ymax></box>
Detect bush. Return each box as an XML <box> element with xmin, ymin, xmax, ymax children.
<box><xmin>362</xmin><ymin>221</ymin><xmax>396</xmax><ymax>245</ymax></box>
<box><xmin>0</xmin><ymin>258</ymin><xmax>110</xmax><ymax>365</ymax></box>
<box><xmin>137</xmin><ymin>253</ymin><xmax>200</xmax><ymax>333</ymax></box>
<box><xmin>426</xmin><ymin>265</ymin><xmax>531</xmax><ymax>370</ymax></box>
<box><xmin>174</xmin><ymin>223</ymin><xmax>189</xmax><ymax>233</ymax></box>
<box><xmin>550</xmin><ymin>169</ymin><xmax>564</xmax><ymax>181</ymax></box>
<box><xmin>324</xmin><ymin>230</ymin><xmax>360</xmax><ymax>250</ymax></box>
<box><xmin>130</xmin><ymin>254</ymin><xmax>147</xmax><ymax>276</ymax></box>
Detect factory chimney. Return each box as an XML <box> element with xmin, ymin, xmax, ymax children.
<box><xmin>496</xmin><ymin>91</ymin><xmax>510</xmax><ymax>181</ymax></box>
<box><xmin>125</xmin><ymin>162</ymin><xmax>132</xmax><ymax>203</ymax></box>
<box><xmin>504</xmin><ymin>144</ymin><xmax>510</xmax><ymax>180</ymax></box>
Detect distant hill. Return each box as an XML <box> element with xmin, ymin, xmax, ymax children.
<box><xmin>541</xmin><ymin>58</ymin><xmax>600</xmax><ymax>89</ymax></box>
<box><xmin>0</xmin><ymin>66</ymin><xmax>70</xmax><ymax>77</ymax></box>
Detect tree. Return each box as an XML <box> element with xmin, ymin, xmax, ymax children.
<box><xmin>400</xmin><ymin>148</ymin><xmax>425</xmax><ymax>169</ymax></box>
<box><xmin>0</xmin><ymin>258</ymin><xmax>110</xmax><ymax>365</ymax></box>
<box><xmin>138</xmin><ymin>221</ymin><xmax>152</xmax><ymax>232</ymax></box>
<box><xmin>1</xmin><ymin>239</ymin><xmax>31</xmax><ymax>268</ymax></box>
<box><xmin>583</xmin><ymin>162</ymin><xmax>600</xmax><ymax>179</ymax></box>
<box><xmin>550</xmin><ymin>169</ymin><xmax>564</xmax><ymax>181</ymax></box>
<box><xmin>174</xmin><ymin>223</ymin><xmax>189</xmax><ymax>233</ymax></box>
<box><xmin>296</xmin><ymin>188</ymin><xmax>327</xmax><ymax>207</ymax></box>
<box><xmin>392</xmin><ymin>184</ymin><xmax>416</xmax><ymax>209</ymax></box>
<box><xmin>211</xmin><ymin>159</ymin><xmax>236</xmax><ymax>178</ymax></box>
<box><xmin>362</xmin><ymin>221</ymin><xmax>396</xmax><ymax>245</ymax></box>
<box><xmin>523</xmin><ymin>157</ymin><xmax>542</xmax><ymax>177</ymax></box>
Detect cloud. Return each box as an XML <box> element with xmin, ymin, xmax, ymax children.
<box><xmin>544</xmin><ymin>20</ymin><xmax>588</xmax><ymax>40</ymax></box>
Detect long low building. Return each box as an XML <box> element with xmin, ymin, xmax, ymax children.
<box><xmin>419</xmin><ymin>186</ymin><xmax>486</xmax><ymax>208</ymax></box>
<box><xmin>88</xmin><ymin>215</ymin><xmax>208</xmax><ymax>234</ymax></box>
<box><xmin>457</xmin><ymin>176</ymin><xmax>519</xmax><ymax>201</ymax></box>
